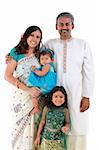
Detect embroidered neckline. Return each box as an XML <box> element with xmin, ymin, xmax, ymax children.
<box><xmin>58</xmin><ymin>37</ymin><xmax>73</xmax><ymax>42</ymax></box>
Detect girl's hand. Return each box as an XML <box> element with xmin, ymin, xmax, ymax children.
<box><xmin>61</xmin><ymin>125</ymin><xmax>70</xmax><ymax>134</ymax></box>
<box><xmin>34</xmin><ymin>136</ymin><xmax>40</xmax><ymax>145</ymax></box>
<box><xmin>31</xmin><ymin>65</ymin><xmax>36</xmax><ymax>71</ymax></box>
<box><xmin>27</xmin><ymin>87</ymin><xmax>40</xmax><ymax>97</ymax></box>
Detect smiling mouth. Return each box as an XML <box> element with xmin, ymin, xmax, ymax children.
<box><xmin>32</xmin><ymin>41</ymin><xmax>36</xmax><ymax>44</ymax></box>
<box><xmin>61</xmin><ymin>30</ymin><xmax>70</xmax><ymax>34</ymax></box>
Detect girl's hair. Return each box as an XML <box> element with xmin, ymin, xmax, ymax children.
<box><xmin>15</xmin><ymin>26</ymin><xmax>42</xmax><ymax>58</ymax></box>
<box><xmin>39</xmin><ymin>48</ymin><xmax>54</xmax><ymax>61</ymax></box>
<box><xmin>47</xmin><ymin>86</ymin><xmax>68</xmax><ymax>109</ymax></box>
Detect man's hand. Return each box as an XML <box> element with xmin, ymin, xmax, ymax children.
<box><xmin>5</xmin><ymin>53</ymin><xmax>12</xmax><ymax>64</ymax></box>
<box><xmin>80</xmin><ymin>97</ymin><xmax>90</xmax><ymax>112</ymax></box>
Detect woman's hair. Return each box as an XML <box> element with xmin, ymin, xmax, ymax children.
<box><xmin>47</xmin><ymin>86</ymin><xmax>68</xmax><ymax>109</ymax></box>
<box><xmin>15</xmin><ymin>26</ymin><xmax>42</xmax><ymax>58</ymax></box>
<box><xmin>39</xmin><ymin>48</ymin><xmax>54</xmax><ymax>61</ymax></box>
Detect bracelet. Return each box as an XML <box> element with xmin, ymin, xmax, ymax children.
<box><xmin>15</xmin><ymin>80</ymin><xmax>21</xmax><ymax>89</ymax></box>
<box><xmin>32</xmin><ymin>68</ymin><xmax>37</xmax><ymax>72</ymax></box>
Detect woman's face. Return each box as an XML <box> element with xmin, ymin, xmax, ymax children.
<box><xmin>27</xmin><ymin>30</ymin><xmax>41</xmax><ymax>49</ymax></box>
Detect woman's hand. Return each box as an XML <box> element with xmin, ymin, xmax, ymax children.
<box><xmin>27</xmin><ymin>87</ymin><xmax>40</xmax><ymax>97</ymax></box>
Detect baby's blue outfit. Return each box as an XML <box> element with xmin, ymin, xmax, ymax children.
<box><xmin>27</xmin><ymin>63</ymin><xmax>57</xmax><ymax>93</ymax></box>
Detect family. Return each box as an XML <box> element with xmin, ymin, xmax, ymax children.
<box><xmin>4</xmin><ymin>12</ymin><xmax>94</xmax><ymax>150</ymax></box>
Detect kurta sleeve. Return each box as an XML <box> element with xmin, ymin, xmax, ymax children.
<box><xmin>82</xmin><ymin>42</ymin><xmax>94</xmax><ymax>98</ymax></box>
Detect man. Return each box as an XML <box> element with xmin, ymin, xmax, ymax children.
<box><xmin>45</xmin><ymin>12</ymin><xmax>94</xmax><ymax>150</ymax></box>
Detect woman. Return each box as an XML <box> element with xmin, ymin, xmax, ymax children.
<box><xmin>4</xmin><ymin>26</ymin><xmax>42</xmax><ymax>150</ymax></box>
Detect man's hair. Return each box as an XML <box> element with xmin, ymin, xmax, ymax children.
<box><xmin>56</xmin><ymin>12</ymin><xmax>74</xmax><ymax>26</ymax></box>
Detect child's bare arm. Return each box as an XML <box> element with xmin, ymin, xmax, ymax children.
<box><xmin>34</xmin><ymin>106</ymin><xmax>48</xmax><ymax>145</ymax></box>
<box><xmin>61</xmin><ymin>108</ymin><xmax>70</xmax><ymax>134</ymax></box>
<box><xmin>34</xmin><ymin>64</ymin><xmax>51</xmax><ymax>76</ymax></box>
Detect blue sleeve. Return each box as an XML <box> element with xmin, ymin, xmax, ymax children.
<box><xmin>9</xmin><ymin>48</ymin><xmax>25</xmax><ymax>62</ymax></box>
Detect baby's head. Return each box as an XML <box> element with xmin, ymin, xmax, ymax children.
<box><xmin>39</xmin><ymin>48</ymin><xmax>54</xmax><ymax>66</ymax></box>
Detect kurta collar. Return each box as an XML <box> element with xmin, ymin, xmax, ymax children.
<box><xmin>58</xmin><ymin>37</ymin><xmax>73</xmax><ymax>43</ymax></box>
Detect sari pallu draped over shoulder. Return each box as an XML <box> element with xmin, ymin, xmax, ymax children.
<box><xmin>11</xmin><ymin>54</ymin><xmax>40</xmax><ymax>150</ymax></box>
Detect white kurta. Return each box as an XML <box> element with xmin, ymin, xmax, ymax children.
<box><xmin>45</xmin><ymin>38</ymin><xmax>94</xmax><ymax>135</ymax></box>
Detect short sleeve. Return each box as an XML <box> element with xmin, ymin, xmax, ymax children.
<box><xmin>9</xmin><ymin>48</ymin><xmax>19</xmax><ymax>62</ymax></box>
<box><xmin>9</xmin><ymin>48</ymin><xmax>25</xmax><ymax>62</ymax></box>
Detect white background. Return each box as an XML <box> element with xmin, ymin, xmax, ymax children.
<box><xmin>0</xmin><ymin>0</ymin><xmax>98</xmax><ymax>149</ymax></box>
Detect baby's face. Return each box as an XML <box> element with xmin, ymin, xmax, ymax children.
<box><xmin>40</xmin><ymin>54</ymin><xmax>52</xmax><ymax>65</ymax></box>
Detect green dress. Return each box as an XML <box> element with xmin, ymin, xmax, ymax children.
<box><xmin>39</xmin><ymin>106</ymin><xmax>68</xmax><ymax>150</ymax></box>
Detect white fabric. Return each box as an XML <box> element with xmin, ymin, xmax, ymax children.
<box><xmin>11</xmin><ymin>55</ymin><xmax>40</xmax><ymax>150</ymax></box>
<box><xmin>45</xmin><ymin>38</ymin><xmax>94</xmax><ymax>135</ymax></box>
<box><xmin>67</xmin><ymin>135</ymin><xmax>86</xmax><ymax>150</ymax></box>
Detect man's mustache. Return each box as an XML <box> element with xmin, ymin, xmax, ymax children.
<box><xmin>60</xmin><ymin>29</ymin><xmax>70</xmax><ymax>34</ymax></box>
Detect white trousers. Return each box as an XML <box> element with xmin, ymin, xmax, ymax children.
<box><xmin>67</xmin><ymin>135</ymin><xmax>86</xmax><ymax>150</ymax></box>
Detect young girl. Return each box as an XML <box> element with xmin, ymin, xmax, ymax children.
<box><xmin>27</xmin><ymin>48</ymin><xmax>57</xmax><ymax>113</ymax></box>
<box><xmin>34</xmin><ymin>86</ymin><xmax>70</xmax><ymax>150</ymax></box>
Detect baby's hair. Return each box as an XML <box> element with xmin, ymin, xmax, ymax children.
<box><xmin>47</xmin><ymin>86</ymin><xmax>68</xmax><ymax>109</ymax></box>
<box><xmin>39</xmin><ymin>47</ymin><xmax>54</xmax><ymax>60</ymax></box>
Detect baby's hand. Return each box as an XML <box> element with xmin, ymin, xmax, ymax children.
<box><xmin>34</xmin><ymin>136</ymin><xmax>40</xmax><ymax>145</ymax></box>
<box><xmin>31</xmin><ymin>65</ymin><xmax>36</xmax><ymax>71</ymax></box>
<box><xmin>61</xmin><ymin>125</ymin><xmax>70</xmax><ymax>134</ymax></box>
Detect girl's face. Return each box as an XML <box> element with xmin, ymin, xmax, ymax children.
<box><xmin>40</xmin><ymin>54</ymin><xmax>52</xmax><ymax>65</ymax></box>
<box><xmin>27</xmin><ymin>30</ymin><xmax>41</xmax><ymax>49</ymax></box>
<box><xmin>52</xmin><ymin>91</ymin><xmax>65</xmax><ymax>106</ymax></box>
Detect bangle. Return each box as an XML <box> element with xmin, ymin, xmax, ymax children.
<box><xmin>33</xmin><ymin>68</ymin><xmax>37</xmax><ymax>72</ymax></box>
<box><xmin>15</xmin><ymin>80</ymin><xmax>21</xmax><ymax>89</ymax></box>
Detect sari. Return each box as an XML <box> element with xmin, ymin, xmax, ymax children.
<box><xmin>11</xmin><ymin>53</ymin><xmax>40</xmax><ymax>150</ymax></box>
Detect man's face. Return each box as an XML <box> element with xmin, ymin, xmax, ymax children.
<box><xmin>56</xmin><ymin>17</ymin><xmax>74</xmax><ymax>40</ymax></box>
